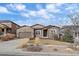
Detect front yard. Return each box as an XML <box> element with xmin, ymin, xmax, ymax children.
<box><xmin>0</xmin><ymin>38</ymin><xmax>79</xmax><ymax>56</ymax></box>
<box><xmin>28</xmin><ymin>38</ymin><xmax>71</xmax><ymax>45</ymax></box>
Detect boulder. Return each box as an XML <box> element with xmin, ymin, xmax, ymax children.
<box><xmin>64</xmin><ymin>48</ymin><xmax>74</xmax><ymax>52</ymax></box>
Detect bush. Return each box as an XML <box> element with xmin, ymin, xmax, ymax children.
<box><xmin>26</xmin><ymin>44</ymin><xmax>42</xmax><ymax>52</ymax></box>
<box><xmin>63</xmin><ymin>29</ymin><xmax>74</xmax><ymax>43</ymax></box>
<box><xmin>53</xmin><ymin>48</ymin><xmax>58</xmax><ymax>51</ymax></box>
<box><xmin>30</xmin><ymin>37</ymin><xmax>35</xmax><ymax>40</ymax></box>
<box><xmin>0</xmin><ymin>33</ymin><xmax>15</xmax><ymax>41</ymax></box>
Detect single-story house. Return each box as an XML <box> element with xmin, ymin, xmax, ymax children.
<box><xmin>0</xmin><ymin>20</ymin><xmax>20</xmax><ymax>35</ymax></box>
<box><xmin>17</xmin><ymin>24</ymin><xmax>60</xmax><ymax>40</ymax></box>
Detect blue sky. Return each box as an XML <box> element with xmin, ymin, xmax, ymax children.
<box><xmin>0</xmin><ymin>3</ymin><xmax>79</xmax><ymax>26</ymax></box>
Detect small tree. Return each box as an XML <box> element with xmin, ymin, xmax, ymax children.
<box><xmin>63</xmin><ymin>29</ymin><xmax>74</xmax><ymax>43</ymax></box>
<box><xmin>68</xmin><ymin>13</ymin><xmax>79</xmax><ymax>45</ymax></box>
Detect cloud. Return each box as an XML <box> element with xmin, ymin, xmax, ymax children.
<box><xmin>46</xmin><ymin>4</ymin><xmax>61</xmax><ymax>13</ymax></box>
<box><xmin>55</xmin><ymin>3</ymin><xmax>64</xmax><ymax>7</ymax></box>
<box><xmin>20</xmin><ymin>8</ymin><xmax>55</xmax><ymax>20</ymax></box>
<box><xmin>6</xmin><ymin>3</ymin><xmax>60</xmax><ymax>20</ymax></box>
<box><xmin>65</xmin><ymin>4</ymin><xmax>79</xmax><ymax>14</ymax></box>
<box><xmin>36</xmin><ymin>4</ymin><xmax>43</xmax><ymax>10</ymax></box>
<box><xmin>0</xmin><ymin>6</ymin><xmax>9</xmax><ymax>13</ymax></box>
<box><xmin>20</xmin><ymin>11</ymin><xmax>37</xmax><ymax>18</ymax></box>
<box><xmin>37</xmin><ymin>9</ymin><xmax>50</xmax><ymax>19</ymax></box>
<box><xmin>29</xmin><ymin>11</ymin><xmax>36</xmax><ymax>16</ymax></box>
<box><xmin>7</xmin><ymin>4</ymin><xmax>27</xmax><ymax>11</ymax></box>
<box><xmin>21</xmin><ymin>13</ymin><xmax>29</xmax><ymax>17</ymax></box>
<box><xmin>37</xmin><ymin>9</ymin><xmax>46</xmax><ymax>15</ymax></box>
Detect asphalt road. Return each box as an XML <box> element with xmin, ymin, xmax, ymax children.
<box><xmin>0</xmin><ymin>51</ymin><xmax>79</xmax><ymax>56</ymax></box>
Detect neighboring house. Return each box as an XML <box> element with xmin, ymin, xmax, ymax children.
<box><xmin>0</xmin><ymin>20</ymin><xmax>20</xmax><ymax>35</ymax></box>
<box><xmin>17</xmin><ymin>24</ymin><xmax>60</xmax><ymax>40</ymax></box>
<box><xmin>61</xmin><ymin>25</ymin><xmax>79</xmax><ymax>39</ymax></box>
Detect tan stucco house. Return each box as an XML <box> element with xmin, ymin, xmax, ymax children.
<box><xmin>17</xmin><ymin>24</ymin><xmax>60</xmax><ymax>40</ymax></box>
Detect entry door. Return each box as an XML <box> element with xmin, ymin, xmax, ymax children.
<box><xmin>35</xmin><ymin>30</ymin><xmax>41</xmax><ymax>37</ymax></box>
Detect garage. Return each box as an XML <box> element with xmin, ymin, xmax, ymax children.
<box><xmin>16</xmin><ymin>26</ymin><xmax>34</xmax><ymax>38</ymax></box>
<box><xmin>19</xmin><ymin>32</ymin><xmax>32</xmax><ymax>38</ymax></box>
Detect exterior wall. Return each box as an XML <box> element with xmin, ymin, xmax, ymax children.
<box><xmin>11</xmin><ymin>23</ymin><xmax>20</xmax><ymax>34</ymax></box>
<box><xmin>17</xmin><ymin>26</ymin><xmax>34</xmax><ymax>38</ymax></box>
<box><xmin>11</xmin><ymin>23</ymin><xmax>17</xmax><ymax>30</ymax></box>
<box><xmin>48</xmin><ymin>27</ymin><xmax>60</xmax><ymax>39</ymax></box>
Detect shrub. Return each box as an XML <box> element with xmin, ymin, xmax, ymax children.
<box><xmin>53</xmin><ymin>48</ymin><xmax>58</xmax><ymax>51</ymax></box>
<box><xmin>6</xmin><ymin>33</ymin><xmax>15</xmax><ymax>39</ymax></box>
<box><xmin>0</xmin><ymin>33</ymin><xmax>15</xmax><ymax>41</ymax></box>
<box><xmin>26</xmin><ymin>44</ymin><xmax>42</xmax><ymax>52</ymax></box>
<box><xmin>30</xmin><ymin>37</ymin><xmax>35</xmax><ymax>40</ymax></box>
<box><xmin>62</xmin><ymin>29</ymin><xmax>74</xmax><ymax>43</ymax></box>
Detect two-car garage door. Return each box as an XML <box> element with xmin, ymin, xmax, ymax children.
<box><xmin>17</xmin><ymin>26</ymin><xmax>33</xmax><ymax>38</ymax></box>
<box><xmin>19</xmin><ymin>32</ymin><xmax>32</xmax><ymax>38</ymax></box>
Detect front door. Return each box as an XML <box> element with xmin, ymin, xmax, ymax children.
<box><xmin>34</xmin><ymin>29</ymin><xmax>41</xmax><ymax>37</ymax></box>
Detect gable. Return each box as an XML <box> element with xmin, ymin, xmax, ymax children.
<box><xmin>17</xmin><ymin>26</ymin><xmax>33</xmax><ymax>32</ymax></box>
<box><xmin>31</xmin><ymin>24</ymin><xmax>44</xmax><ymax>29</ymax></box>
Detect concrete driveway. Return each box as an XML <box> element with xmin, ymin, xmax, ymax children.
<box><xmin>0</xmin><ymin>39</ymin><xmax>23</xmax><ymax>52</ymax></box>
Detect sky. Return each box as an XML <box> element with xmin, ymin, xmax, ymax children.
<box><xmin>0</xmin><ymin>3</ymin><xmax>79</xmax><ymax>26</ymax></box>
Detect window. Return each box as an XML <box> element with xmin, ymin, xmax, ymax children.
<box><xmin>51</xmin><ymin>30</ymin><xmax>55</xmax><ymax>34</ymax></box>
<box><xmin>35</xmin><ymin>30</ymin><xmax>41</xmax><ymax>35</ymax></box>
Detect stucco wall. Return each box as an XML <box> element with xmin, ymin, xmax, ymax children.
<box><xmin>17</xmin><ymin>26</ymin><xmax>34</xmax><ymax>38</ymax></box>
<box><xmin>48</xmin><ymin>27</ymin><xmax>60</xmax><ymax>39</ymax></box>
